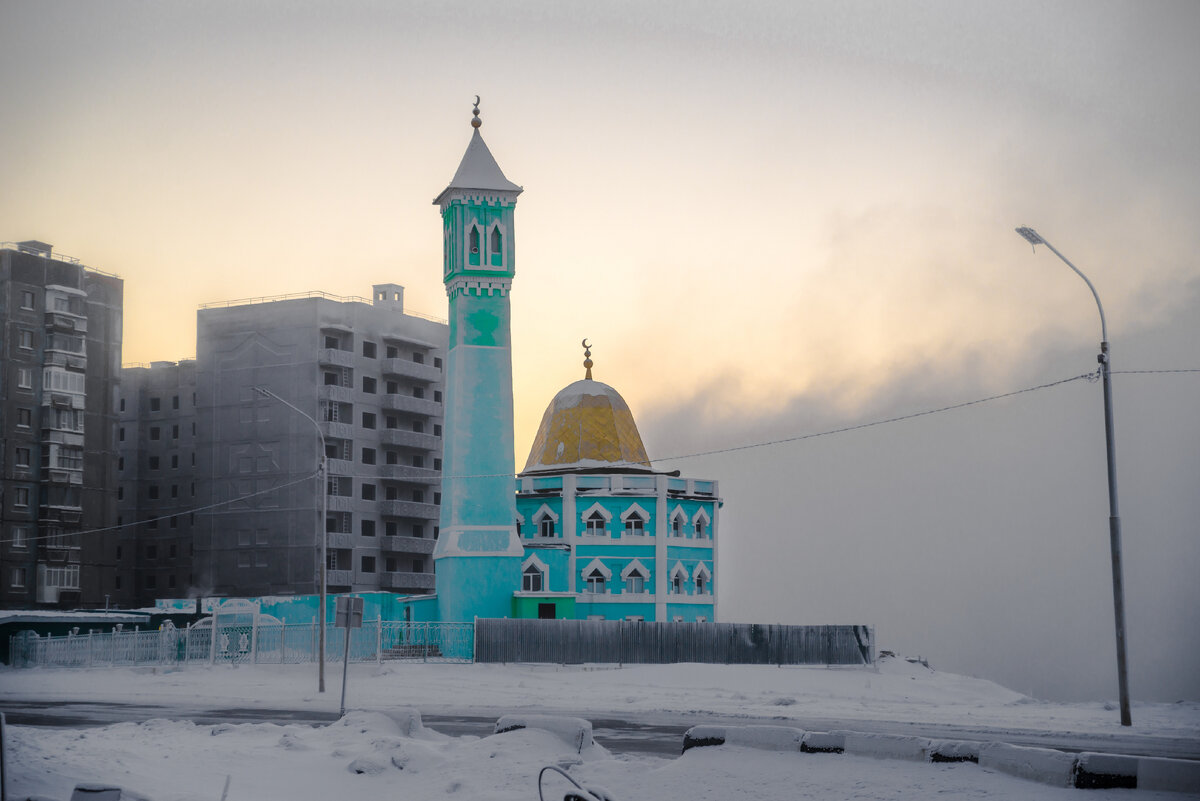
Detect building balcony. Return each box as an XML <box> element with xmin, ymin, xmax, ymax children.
<box><xmin>326</xmin><ymin>532</ymin><xmax>354</xmax><ymax>550</ymax></box>
<box><xmin>318</xmin><ymin>421</ymin><xmax>354</xmax><ymax>441</ymax></box>
<box><xmin>44</xmin><ymin>393</ymin><xmax>85</xmax><ymax>410</ymax></box>
<box><xmin>380</xmin><ymin>358</ymin><xmax>441</xmax><ymax>384</ymax></box>
<box><xmin>379</xmin><ymin>572</ymin><xmax>436</xmax><ymax>591</ymax></box>
<box><xmin>326</xmin><ymin>458</ymin><xmax>354</xmax><ymax>476</ymax></box>
<box><xmin>382</xmin><ymin>535</ymin><xmax>436</xmax><ymax>555</ymax></box>
<box><xmin>378</xmin><ymin>500</ymin><xmax>439</xmax><ymax>520</ymax></box>
<box><xmin>326</xmin><ymin>569</ymin><xmax>354</xmax><ymax>587</ymax></box>
<box><xmin>43</xmin><ymin>430</ymin><xmax>85</xmax><ymax>447</ymax></box>
<box><xmin>378</xmin><ymin>429</ymin><xmax>439</xmax><ymax>451</ymax></box>
<box><xmin>317</xmin><ymin>348</ymin><xmax>354</xmax><ymax>368</ymax></box>
<box><xmin>44</xmin><ymin>312</ymin><xmax>85</xmax><ymax>333</ymax></box>
<box><xmin>317</xmin><ymin>384</ymin><xmax>354</xmax><ymax>403</ymax></box>
<box><xmin>46</xmin><ymin>469</ymin><xmax>83</xmax><ymax>485</ymax></box>
<box><xmin>326</xmin><ymin>495</ymin><xmax>355</xmax><ymax>512</ymax></box>
<box><xmin>44</xmin><ymin>351</ymin><xmax>87</xmax><ymax>370</ymax></box>
<box><xmin>377</xmin><ymin>464</ymin><xmax>440</xmax><ymax>483</ymax></box>
<box><xmin>381</xmin><ymin>394</ymin><xmax>440</xmax><ymax>417</ymax></box>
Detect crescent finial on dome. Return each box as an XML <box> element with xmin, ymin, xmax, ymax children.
<box><xmin>582</xmin><ymin>338</ymin><xmax>593</xmax><ymax>380</ymax></box>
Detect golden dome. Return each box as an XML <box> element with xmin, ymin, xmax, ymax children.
<box><xmin>522</xmin><ymin>379</ymin><xmax>652</xmax><ymax>473</ymax></box>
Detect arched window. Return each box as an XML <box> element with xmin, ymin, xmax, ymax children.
<box><xmin>490</xmin><ymin>226</ymin><xmax>503</xmax><ymax>267</ymax></box>
<box><xmin>585</xmin><ymin>568</ymin><xmax>607</xmax><ymax>594</ymax></box>
<box><xmin>695</xmin><ymin>573</ymin><xmax>708</xmax><ymax>595</ymax></box>
<box><xmin>468</xmin><ymin>225</ymin><xmax>481</xmax><ymax>266</ymax></box>
<box><xmin>532</xmin><ymin>504</ymin><xmax>559</xmax><ymax>538</ymax></box>
<box><xmin>523</xmin><ymin>564</ymin><xmax>544</xmax><ymax>592</ymax></box>
<box><xmin>670</xmin><ymin>563</ymin><xmax>689</xmax><ymax>595</ymax></box>
<box><xmin>672</xmin><ymin>513</ymin><xmax>685</xmax><ymax>537</ymax></box>
<box><xmin>586</xmin><ymin>510</ymin><xmax>606</xmax><ymax>536</ymax></box>
<box><xmin>624</xmin><ymin>511</ymin><xmax>644</xmax><ymax>536</ymax></box>
<box><xmin>624</xmin><ymin>568</ymin><xmax>645</xmax><ymax>594</ymax></box>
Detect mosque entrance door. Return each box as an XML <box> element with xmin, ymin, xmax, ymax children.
<box><xmin>537</xmin><ymin>603</ymin><xmax>557</xmax><ymax>619</ymax></box>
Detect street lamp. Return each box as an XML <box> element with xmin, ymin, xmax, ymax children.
<box><xmin>1014</xmin><ymin>226</ymin><xmax>1132</xmax><ymax>726</ymax></box>
<box><xmin>254</xmin><ymin>385</ymin><xmax>328</xmax><ymax>694</ymax></box>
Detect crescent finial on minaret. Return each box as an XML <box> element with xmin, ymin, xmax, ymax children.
<box><xmin>582</xmin><ymin>339</ymin><xmax>593</xmax><ymax>380</ymax></box>
<box><xmin>471</xmin><ymin>96</ymin><xmax>482</xmax><ymax>129</ymax></box>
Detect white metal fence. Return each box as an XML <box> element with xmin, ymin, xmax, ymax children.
<box><xmin>9</xmin><ymin>621</ymin><xmax>474</xmax><ymax>668</ymax></box>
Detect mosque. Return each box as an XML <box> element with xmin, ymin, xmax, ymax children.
<box><xmin>429</xmin><ymin>100</ymin><xmax>721</xmax><ymax>624</ymax></box>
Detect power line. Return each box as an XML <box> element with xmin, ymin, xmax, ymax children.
<box><xmin>650</xmin><ymin>371</ymin><xmax>1099</xmax><ymax>464</ymax></box>
<box><xmin>0</xmin><ymin>470</ymin><xmax>319</xmax><ymax>547</ymax></box>
<box><xmin>4</xmin><ymin>366</ymin><xmax>1196</xmax><ymax>547</ymax></box>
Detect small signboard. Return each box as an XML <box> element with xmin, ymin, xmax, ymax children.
<box><xmin>335</xmin><ymin>595</ymin><xmax>364</xmax><ymax>629</ymax></box>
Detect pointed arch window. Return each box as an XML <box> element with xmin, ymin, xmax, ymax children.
<box><xmin>671</xmin><ymin>507</ymin><xmax>687</xmax><ymax>538</ymax></box>
<box><xmin>693</xmin><ymin>508</ymin><xmax>711</xmax><ymax>540</ymax></box>
<box><xmin>468</xmin><ymin>225</ymin><xmax>481</xmax><ymax>266</ymax></box>
<box><xmin>580</xmin><ymin>502</ymin><xmax>612</xmax><ymax>537</ymax></box>
<box><xmin>670</xmin><ymin>563</ymin><xmax>689</xmax><ymax>595</ymax></box>
<box><xmin>523</xmin><ymin>563</ymin><xmax>544</xmax><ymax>592</ymax></box>
<box><xmin>489</xmin><ymin>225</ymin><xmax>503</xmax><ymax>267</ymax></box>
<box><xmin>621</xmin><ymin>559</ymin><xmax>650</xmax><ymax>595</ymax></box>
<box><xmin>585</xmin><ymin>568</ymin><xmax>607</xmax><ymax>594</ymax></box>
<box><xmin>582</xmin><ymin>558</ymin><xmax>611</xmax><ymax>594</ymax></box>
<box><xmin>532</xmin><ymin>504</ymin><xmax>559</xmax><ymax>538</ymax></box>
<box><xmin>586</xmin><ymin>510</ymin><xmax>607</xmax><ymax>536</ymax></box>
<box><xmin>694</xmin><ymin>563</ymin><xmax>712</xmax><ymax>595</ymax></box>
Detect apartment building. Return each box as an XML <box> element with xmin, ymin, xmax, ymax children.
<box><xmin>115</xmin><ymin>360</ymin><xmax>198</xmax><ymax>607</ymax></box>
<box><xmin>191</xmin><ymin>285</ymin><xmax>447</xmax><ymax>599</ymax></box>
<box><xmin>1</xmin><ymin>241</ymin><xmax>123</xmax><ymax>608</ymax></box>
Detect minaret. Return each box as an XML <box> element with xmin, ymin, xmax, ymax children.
<box><xmin>432</xmin><ymin>98</ymin><xmax>525</xmax><ymax>622</ymax></box>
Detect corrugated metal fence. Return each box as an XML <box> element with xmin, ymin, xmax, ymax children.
<box><xmin>475</xmin><ymin>619</ymin><xmax>874</xmax><ymax>665</ymax></box>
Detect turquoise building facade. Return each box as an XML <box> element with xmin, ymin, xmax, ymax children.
<box><xmin>511</xmin><ymin>372</ymin><xmax>720</xmax><ymax>622</ymax></box>
<box><xmin>431</xmin><ymin>101</ymin><xmax>526</xmax><ymax>624</ymax></box>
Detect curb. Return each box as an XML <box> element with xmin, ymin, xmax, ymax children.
<box><xmin>680</xmin><ymin>725</ymin><xmax>1200</xmax><ymax>793</ymax></box>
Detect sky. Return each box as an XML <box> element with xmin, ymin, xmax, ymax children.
<box><xmin>2</xmin><ymin>1</ymin><xmax>1198</xmax><ymax>703</ymax></box>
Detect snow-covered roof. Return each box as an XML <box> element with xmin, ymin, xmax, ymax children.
<box><xmin>0</xmin><ymin>610</ymin><xmax>150</xmax><ymax>624</ymax></box>
<box><xmin>433</xmin><ymin>129</ymin><xmax>522</xmax><ymax>205</ymax></box>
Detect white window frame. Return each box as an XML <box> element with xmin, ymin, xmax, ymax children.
<box><xmin>620</xmin><ymin>503</ymin><xmax>650</xmax><ymax>537</ymax></box>
<box><xmin>621</xmin><ymin>558</ymin><xmax>650</xmax><ymax>595</ymax></box>
<box><xmin>694</xmin><ymin>562</ymin><xmax>712</xmax><ymax>595</ymax></box>
<box><xmin>581</xmin><ymin>557</ymin><xmax>611</xmax><ymax>594</ymax></box>
<box><xmin>521</xmin><ymin>554</ymin><xmax>549</xmax><ymax>593</ymax></box>
<box><xmin>692</xmin><ymin>507</ymin><xmax>711</xmax><ymax>539</ymax></box>
<box><xmin>580</xmin><ymin>502</ymin><xmax>611</xmax><ymax>537</ymax></box>
<box><xmin>670</xmin><ymin>562</ymin><xmax>689</xmax><ymax>595</ymax></box>
<box><xmin>670</xmin><ymin>505</ymin><xmax>688</xmax><ymax>537</ymax></box>
<box><xmin>532</xmin><ymin>504</ymin><xmax>559</xmax><ymax>538</ymax></box>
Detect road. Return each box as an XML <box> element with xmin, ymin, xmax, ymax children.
<box><xmin>3</xmin><ymin>700</ymin><xmax>1197</xmax><ymax>761</ymax></box>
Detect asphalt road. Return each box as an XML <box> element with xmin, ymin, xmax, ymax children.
<box><xmin>3</xmin><ymin>700</ymin><xmax>1197</xmax><ymax>761</ymax></box>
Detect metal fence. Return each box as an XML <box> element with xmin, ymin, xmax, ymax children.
<box><xmin>9</xmin><ymin>620</ymin><xmax>474</xmax><ymax>669</ymax></box>
<box><xmin>475</xmin><ymin>620</ymin><xmax>874</xmax><ymax>666</ymax></box>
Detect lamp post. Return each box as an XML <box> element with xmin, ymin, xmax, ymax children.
<box><xmin>254</xmin><ymin>386</ymin><xmax>327</xmax><ymax>694</ymax></box>
<box><xmin>1014</xmin><ymin>226</ymin><xmax>1131</xmax><ymax>726</ymax></box>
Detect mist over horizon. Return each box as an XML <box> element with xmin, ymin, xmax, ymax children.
<box><xmin>639</xmin><ymin>283</ymin><xmax>1200</xmax><ymax>704</ymax></box>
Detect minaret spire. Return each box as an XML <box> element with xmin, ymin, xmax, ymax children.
<box><xmin>432</xmin><ymin>100</ymin><xmax>524</xmax><ymax>624</ymax></box>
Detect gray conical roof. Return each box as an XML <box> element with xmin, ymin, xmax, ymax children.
<box><xmin>433</xmin><ymin>129</ymin><xmax>522</xmax><ymax>205</ymax></box>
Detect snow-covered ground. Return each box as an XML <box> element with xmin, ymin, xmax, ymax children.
<box><xmin>4</xmin><ymin>657</ymin><xmax>1198</xmax><ymax>800</ymax></box>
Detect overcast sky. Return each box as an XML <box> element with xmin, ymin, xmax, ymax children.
<box><xmin>3</xmin><ymin>1</ymin><xmax>1197</xmax><ymax>703</ymax></box>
